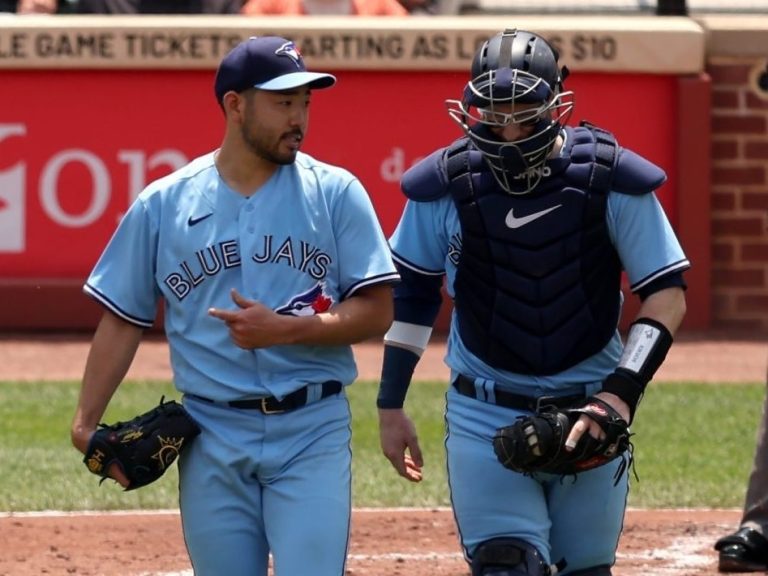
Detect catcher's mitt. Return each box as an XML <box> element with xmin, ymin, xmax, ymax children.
<box><xmin>492</xmin><ymin>396</ymin><xmax>631</xmax><ymax>477</ymax></box>
<box><xmin>83</xmin><ymin>397</ymin><xmax>200</xmax><ymax>491</ymax></box>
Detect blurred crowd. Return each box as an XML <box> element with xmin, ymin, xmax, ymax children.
<box><xmin>0</xmin><ymin>0</ymin><xmax>464</xmax><ymax>14</ymax></box>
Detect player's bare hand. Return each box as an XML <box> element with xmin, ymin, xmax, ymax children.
<box><xmin>403</xmin><ymin>454</ymin><xmax>423</xmax><ymax>482</ymax></box>
<box><xmin>71</xmin><ymin>427</ymin><xmax>131</xmax><ymax>488</ymax></box>
<box><xmin>103</xmin><ymin>463</ymin><xmax>131</xmax><ymax>488</ymax></box>
<box><xmin>564</xmin><ymin>392</ymin><xmax>630</xmax><ymax>450</ymax></box>
<box><xmin>208</xmin><ymin>289</ymin><xmax>288</xmax><ymax>349</ymax></box>
<box><xmin>378</xmin><ymin>408</ymin><xmax>423</xmax><ymax>482</ymax></box>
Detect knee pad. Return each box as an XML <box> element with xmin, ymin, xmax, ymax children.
<box><xmin>566</xmin><ymin>565</ymin><xmax>612</xmax><ymax>576</ymax></box>
<box><xmin>470</xmin><ymin>538</ymin><xmax>552</xmax><ymax>576</ymax></box>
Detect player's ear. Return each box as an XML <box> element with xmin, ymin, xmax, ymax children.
<box><xmin>221</xmin><ymin>91</ymin><xmax>246</xmax><ymax>120</ymax></box>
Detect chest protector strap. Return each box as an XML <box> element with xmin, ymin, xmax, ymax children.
<box><xmin>446</xmin><ymin>124</ymin><xmax>627</xmax><ymax>375</ymax></box>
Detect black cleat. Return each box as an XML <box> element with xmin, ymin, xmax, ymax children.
<box><xmin>715</xmin><ymin>527</ymin><xmax>768</xmax><ymax>573</ymax></box>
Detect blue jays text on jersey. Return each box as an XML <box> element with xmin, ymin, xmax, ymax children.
<box><xmin>163</xmin><ymin>235</ymin><xmax>333</xmax><ymax>301</ymax></box>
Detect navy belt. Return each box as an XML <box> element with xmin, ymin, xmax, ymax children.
<box><xmin>192</xmin><ymin>380</ymin><xmax>342</xmax><ymax>414</ymax></box>
<box><xmin>452</xmin><ymin>374</ymin><xmax>584</xmax><ymax>412</ymax></box>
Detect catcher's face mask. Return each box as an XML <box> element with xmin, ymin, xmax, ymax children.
<box><xmin>446</xmin><ymin>68</ymin><xmax>574</xmax><ymax>195</ymax></box>
<box><xmin>446</xmin><ymin>28</ymin><xmax>574</xmax><ymax>195</ymax></box>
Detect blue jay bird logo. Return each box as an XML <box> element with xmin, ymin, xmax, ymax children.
<box><xmin>275</xmin><ymin>282</ymin><xmax>334</xmax><ymax>316</ymax></box>
<box><xmin>275</xmin><ymin>41</ymin><xmax>303</xmax><ymax>70</ymax></box>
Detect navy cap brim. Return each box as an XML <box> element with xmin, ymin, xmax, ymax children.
<box><xmin>254</xmin><ymin>72</ymin><xmax>336</xmax><ymax>91</ymax></box>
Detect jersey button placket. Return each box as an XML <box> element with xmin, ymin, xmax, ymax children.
<box><xmin>244</xmin><ymin>202</ymin><xmax>255</xmax><ymax>234</ymax></box>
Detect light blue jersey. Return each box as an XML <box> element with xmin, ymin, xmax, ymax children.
<box><xmin>85</xmin><ymin>150</ymin><xmax>398</xmax><ymax>400</ymax></box>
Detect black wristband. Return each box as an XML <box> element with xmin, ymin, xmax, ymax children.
<box><xmin>602</xmin><ymin>317</ymin><xmax>674</xmax><ymax>421</ymax></box>
<box><xmin>601</xmin><ymin>369</ymin><xmax>644</xmax><ymax>422</ymax></box>
<box><xmin>377</xmin><ymin>345</ymin><xmax>420</xmax><ymax>409</ymax></box>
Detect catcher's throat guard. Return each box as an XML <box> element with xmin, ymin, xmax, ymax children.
<box><xmin>84</xmin><ymin>397</ymin><xmax>200</xmax><ymax>491</ymax></box>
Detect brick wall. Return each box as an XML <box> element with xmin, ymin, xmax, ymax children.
<box><xmin>709</xmin><ymin>58</ymin><xmax>768</xmax><ymax>332</ymax></box>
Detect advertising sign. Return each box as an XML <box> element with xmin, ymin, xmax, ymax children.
<box><xmin>0</xmin><ymin>69</ymin><xmax>677</xmax><ymax>279</ymax></box>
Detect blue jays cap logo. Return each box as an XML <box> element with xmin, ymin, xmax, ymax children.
<box><xmin>275</xmin><ymin>282</ymin><xmax>334</xmax><ymax>316</ymax></box>
<box><xmin>214</xmin><ymin>36</ymin><xmax>335</xmax><ymax>103</ymax></box>
<box><xmin>275</xmin><ymin>41</ymin><xmax>303</xmax><ymax>70</ymax></box>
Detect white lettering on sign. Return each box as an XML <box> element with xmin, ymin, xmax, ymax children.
<box><xmin>119</xmin><ymin>150</ymin><xmax>187</xmax><ymax>205</ymax></box>
<box><xmin>380</xmin><ymin>147</ymin><xmax>424</xmax><ymax>183</ymax></box>
<box><xmin>40</xmin><ymin>150</ymin><xmax>111</xmax><ymax>228</ymax></box>
<box><xmin>0</xmin><ymin>124</ymin><xmax>26</xmax><ymax>253</ymax></box>
<box><xmin>38</xmin><ymin>149</ymin><xmax>189</xmax><ymax>226</ymax></box>
<box><xmin>15</xmin><ymin>146</ymin><xmax>188</xmax><ymax>229</ymax></box>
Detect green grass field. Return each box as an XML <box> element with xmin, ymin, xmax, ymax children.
<box><xmin>0</xmin><ymin>379</ymin><xmax>762</xmax><ymax>512</ymax></box>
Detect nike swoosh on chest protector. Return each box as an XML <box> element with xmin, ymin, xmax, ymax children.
<box><xmin>188</xmin><ymin>213</ymin><xmax>213</xmax><ymax>226</ymax></box>
<box><xmin>504</xmin><ymin>204</ymin><xmax>563</xmax><ymax>229</ymax></box>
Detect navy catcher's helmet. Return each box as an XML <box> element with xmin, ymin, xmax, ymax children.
<box><xmin>446</xmin><ymin>29</ymin><xmax>574</xmax><ymax>194</ymax></box>
<box><xmin>469</xmin><ymin>29</ymin><xmax>564</xmax><ymax>100</ymax></box>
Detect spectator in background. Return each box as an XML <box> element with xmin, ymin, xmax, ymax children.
<box><xmin>1</xmin><ymin>0</ymin><xmax>77</xmax><ymax>13</ymax></box>
<box><xmin>14</xmin><ymin>0</ymin><xmax>56</xmax><ymax>11</ymax></box>
<box><xmin>241</xmin><ymin>0</ymin><xmax>407</xmax><ymax>15</ymax></box>
<box><xmin>77</xmin><ymin>0</ymin><xmax>241</xmax><ymax>12</ymax></box>
<box><xmin>397</xmin><ymin>0</ymin><xmax>461</xmax><ymax>14</ymax></box>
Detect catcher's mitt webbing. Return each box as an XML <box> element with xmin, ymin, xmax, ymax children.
<box><xmin>84</xmin><ymin>397</ymin><xmax>200</xmax><ymax>491</ymax></box>
<box><xmin>602</xmin><ymin>317</ymin><xmax>672</xmax><ymax>421</ymax></box>
<box><xmin>492</xmin><ymin>396</ymin><xmax>631</xmax><ymax>479</ymax></box>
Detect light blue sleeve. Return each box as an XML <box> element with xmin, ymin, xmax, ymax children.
<box><xmin>332</xmin><ymin>178</ymin><xmax>399</xmax><ymax>299</ymax></box>
<box><xmin>83</xmin><ymin>197</ymin><xmax>160</xmax><ymax>327</ymax></box>
<box><xmin>607</xmin><ymin>191</ymin><xmax>690</xmax><ymax>293</ymax></box>
<box><xmin>389</xmin><ymin>197</ymin><xmax>454</xmax><ymax>275</ymax></box>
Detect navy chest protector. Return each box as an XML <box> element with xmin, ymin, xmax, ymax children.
<box><xmin>401</xmin><ymin>123</ymin><xmax>666</xmax><ymax>375</ymax></box>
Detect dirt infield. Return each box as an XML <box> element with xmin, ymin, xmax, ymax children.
<box><xmin>0</xmin><ymin>508</ymin><xmax>744</xmax><ymax>576</ymax></box>
<box><xmin>0</xmin><ymin>331</ymin><xmax>764</xmax><ymax>575</ymax></box>
<box><xmin>1</xmin><ymin>330</ymin><xmax>766</xmax><ymax>384</ymax></box>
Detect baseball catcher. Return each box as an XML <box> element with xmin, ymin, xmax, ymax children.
<box><xmin>83</xmin><ymin>397</ymin><xmax>200</xmax><ymax>491</ymax></box>
<box><xmin>493</xmin><ymin>397</ymin><xmax>632</xmax><ymax>478</ymax></box>
<box><xmin>375</xmin><ymin>26</ymin><xmax>687</xmax><ymax>576</ymax></box>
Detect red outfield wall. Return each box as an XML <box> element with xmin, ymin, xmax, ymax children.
<box><xmin>0</xmin><ymin>17</ymin><xmax>710</xmax><ymax>332</ymax></box>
